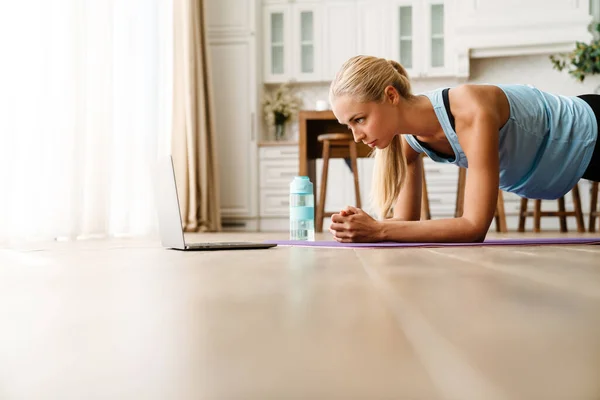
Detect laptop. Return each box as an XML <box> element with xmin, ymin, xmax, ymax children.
<box><xmin>153</xmin><ymin>156</ymin><xmax>277</xmax><ymax>251</ymax></box>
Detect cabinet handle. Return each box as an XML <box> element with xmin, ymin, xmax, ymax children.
<box><xmin>279</xmin><ymin>171</ymin><xmax>296</xmax><ymax>177</ymax></box>
<box><xmin>280</xmin><ymin>200</ymin><xmax>290</xmax><ymax>206</ymax></box>
<box><xmin>250</xmin><ymin>112</ymin><xmax>255</xmax><ymax>142</ymax></box>
<box><xmin>280</xmin><ymin>150</ymin><xmax>297</xmax><ymax>155</ymax></box>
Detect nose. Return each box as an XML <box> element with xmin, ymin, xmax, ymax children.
<box><xmin>352</xmin><ymin>129</ymin><xmax>366</xmax><ymax>143</ymax></box>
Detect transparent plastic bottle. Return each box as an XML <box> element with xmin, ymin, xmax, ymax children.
<box><xmin>289</xmin><ymin>176</ymin><xmax>315</xmax><ymax>241</ymax></box>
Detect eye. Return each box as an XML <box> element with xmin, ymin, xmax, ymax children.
<box><xmin>355</xmin><ymin>117</ymin><xmax>365</xmax><ymax>124</ymax></box>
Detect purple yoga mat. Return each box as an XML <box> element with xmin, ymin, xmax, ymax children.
<box><xmin>265</xmin><ymin>237</ymin><xmax>600</xmax><ymax>248</ymax></box>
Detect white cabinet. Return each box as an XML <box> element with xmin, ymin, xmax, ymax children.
<box><xmin>258</xmin><ymin>145</ymin><xmax>299</xmax><ymax>231</ymax></box>
<box><xmin>293</xmin><ymin>3</ymin><xmax>322</xmax><ymax>81</ymax></box>
<box><xmin>391</xmin><ymin>0</ymin><xmax>454</xmax><ymax>78</ymax></box>
<box><xmin>207</xmin><ymin>0</ymin><xmax>259</xmax><ymax>230</ymax></box>
<box><xmin>205</xmin><ymin>0</ymin><xmax>254</xmax><ymax>37</ymax></box>
<box><xmin>263</xmin><ymin>0</ymin><xmax>455</xmax><ymax>82</ymax></box>
<box><xmin>263</xmin><ymin>4</ymin><xmax>291</xmax><ymax>82</ymax></box>
<box><xmin>263</xmin><ymin>0</ymin><xmax>364</xmax><ymax>83</ymax></box>
<box><xmin>263</xmin><ymin>2</ymin><xmax>322</xmax><ymax>83</ymax></box>
<box><xmin>454</xmin><ymin>0</ymin><xmax>593</xmax><ymax>59</ymax></box>
<box><xmin>422</xmin><ymin>158</ymin><xmax>459</xmax><ymax>217</ymax></box>
<box><xmin>260</xmin><ymin>0</ymin><xmax>595</xmax><ymax>82</ymax></box>
<box><xmin>258</xmin><ymin>144</ymin><xmax>375</xmax><ymax>231</ymax></box>
<box><xmin>356</xmin><ymin>1</ymin><xmax>392</xmax><ymax>60</ymax></box>
<box><xmin>321</xmin><ymin>1</ymin><xmax>358</xmax><ymax>81</ymax></box>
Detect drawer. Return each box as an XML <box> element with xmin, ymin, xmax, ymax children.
<box><xmin>423</xmin><ymin>172</ymin><xmax>459</xmax><ymax>184</ymax></box>
<box><xmin>425</xmin><ymin>180</ymin><xmax>459</xmax><ymax>194</ymax></box>
<box><xmin>423</xmin><ymin>165</ymin><xmax>456</xmax><ymax>175</ymax></box>
<box><xmin>259</xmin><ymin>146</ymin><xmax>299</xmax><ymax>160</ymax></box>
<box><xmin>426</xmin><ymin>191</ymin><xmax>457</xmax><ymax>209</ymax></box>
<box><xmin>260</xmin><ymin>189</ymin><xmax>290</xmax><ymax>216</ymax></box>
<box><xmin>428</xmin><ymin>203</ymin><xmax>457</xmax><ymax>216</ymax></box>
<box><xmin>260</xmin><ymin>160</ymin><xmax>299</xmax><ymax>188</ymax></box>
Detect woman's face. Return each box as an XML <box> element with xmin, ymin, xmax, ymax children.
<box><xmin>332</xmin><ymin>90</ymin><xmax>400</xmax><ymax>150</ymax></box>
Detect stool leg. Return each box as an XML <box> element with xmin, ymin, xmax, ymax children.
<box><xmin>557</xmin><ymin>196</ymin><xmax>567</xmax><ymax>232</ymax></box>
<box><xmin>518</xmin><ymin>198</ymin><xmax>528</xmax><ymax>232</ymax></box>
<box><xmin>316</xmin><ymin>141</ymin><xmax>330</xmax><ymax>233</ymax></box>
<box><xmin>571</xmin><ymin>183</ymin><xmax>585</xmax><ymax>233</ymax></box>
<box><xmin>590</xmin><ymin>181</ymin><xmax>599</xmax><ymax>233</ymax></box>
<box><xmin>534</xmin><ymin>199</ymin><xmax>542</xmax><ymax>233</ymax></box>
<box><xmin>421</xmin><ymin>160</ymin><xmax>431</xmax><ymax>220</ymax></box>
<box><xmin>495</xmin><ymin>190</ymin><xmax>508</xmax><ymax>233</ymax></box>
<box><xmin>349</xmin><ymin>141</ymin><xmax>361</xmax><ymax>208</ymax></box>
<box><xmin>455</xmin><ymin>167</ymin><xmax>466</xmax><ymax>218</ymax></box>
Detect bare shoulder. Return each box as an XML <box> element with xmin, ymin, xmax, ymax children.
<box><xmin>448</xmin><ymin>84</ymin><xmax>509</xmax><ymax>127</ymax></box>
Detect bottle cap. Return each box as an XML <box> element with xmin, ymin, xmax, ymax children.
<box><xmin>290</xmin><ymin>176</ymin><xmax>313</xmax><ymax>194</ymax></box>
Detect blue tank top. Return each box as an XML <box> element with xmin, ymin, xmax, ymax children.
<box><xmin>404</xmin><ymin>84</ymin><xmax>598</xmax><ymax>199</ymax></box>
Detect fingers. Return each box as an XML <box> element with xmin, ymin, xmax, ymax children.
<box><xmin>330</xmin><ymin>229</ymin><xmax>352</xmax><ymax>242</ymax></box>
<box><xmin>332</xmin><ymin>210</ymin><xmax>361</xmax><ymax>222</ymax></box>
<box><xmin>332</xmin><ymin>235</ymin><xmax>351</xmax><ymax>243</ymax></box>
<box><xmin>331</xmin><ymin>234</ymin><xmax>352</xmax><ymax>243</ymax></box>
<box><xmin>331</xmin><ymin>213</ymin><xmax>346</xmax><ymax>223</ymax></box>
<box><xmin>346</xmin><ymin>205</ymin><xmax>361</xmax><ymax>214</ymax></box>
<box><xmin>329</xmin><ymin>222</ymin><xmax>346</xmax><ymax>231</ymax></box>
<box><xmin>340</xmin><ymin>206</ymin><xmax>361</xmax><ymax>216</ymax></box>
<box><xmin>329</xmin><ymin>223</ymin><xmax>354</xmax><ymax>241</ymax></box>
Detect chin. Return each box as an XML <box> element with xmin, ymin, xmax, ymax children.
<box><xmin>375</xmin><ymin>140</ymin><xmax>390</xmax><ymax>150</ymax></box>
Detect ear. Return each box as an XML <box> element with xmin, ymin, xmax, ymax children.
<box><xmin>384</xmin><ymin>85</ymin><xmax>399</xmax><ymax>104</ymax></box>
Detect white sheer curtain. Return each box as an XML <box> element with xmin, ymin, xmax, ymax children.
<box><xmin>0</xmin><ymin>0</ymin><xmax>173</xmax><ymax>243</ymax></box>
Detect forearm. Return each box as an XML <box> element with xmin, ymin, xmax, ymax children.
<box><xmin>392</xmin><ymin>156</ymin><xmax>422</xmax><ymax>221</ymax></box>
<box><xmin>379</xmin><ymin>217</ymin><xmax>488</xmax><ymax>243</ymax></box>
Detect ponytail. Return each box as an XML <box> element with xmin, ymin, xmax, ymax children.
<box><xmin>371</xmin><ymin>135</ymin><xmax>406</xmax><ymax>219</ymax></box>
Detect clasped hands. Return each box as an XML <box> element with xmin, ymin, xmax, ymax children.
<box><xmin>329</xmin><ymin>206</ymin><xmax>383</xmax><ymax>243</ymax></box>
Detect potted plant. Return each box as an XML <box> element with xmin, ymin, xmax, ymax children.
<box><xmin>550</xmin><ymin>23</ymin><xmax>600</xmax><ymax>83</ymax></box>
<box><xmin>262</xmin><ymin>83</ymin><xmax>303</xmax><ymax>141</ymax></box>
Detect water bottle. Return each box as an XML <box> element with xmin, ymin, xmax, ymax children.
<box><xmin>289</xmin><ymin>176</ymin><xmax>315</xmax><ymax>241</ymax></box>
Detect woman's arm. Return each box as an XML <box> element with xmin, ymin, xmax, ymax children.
<box><xmin>391</xmin><ymin>136</ymin><xmax>423</xmax><ymax>221</ymax></box>
<box><xmin>380</xmin><ymin>94</ymin><xmax>501</xmax><ymax>242</ymax></box>
<box><xmin>330</xmin><ymin>88</ymin><xmax>502</xmax><ymax>243</ymax></box>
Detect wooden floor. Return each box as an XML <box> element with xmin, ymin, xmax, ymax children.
<box><xmin>1</xmin><ymin>231</ymin><xmax>600</xmax><ymax>399</ymax></box>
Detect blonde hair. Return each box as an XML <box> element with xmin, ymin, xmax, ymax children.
<box><xmin>329</xmin><ymin>55</ymin><xmax>413</xmax><ymax>219</ymax></box>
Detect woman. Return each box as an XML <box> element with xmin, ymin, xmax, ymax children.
<box><xmin>328</xmin><ymin>55</ymin><xmax>600</xmax><ymax>243</ymax></box>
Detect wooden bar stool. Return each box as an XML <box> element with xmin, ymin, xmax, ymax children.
<box><xmin>517</xmin><ymin>183</ymin><xmax>585</xmax><ymax>232</ymax></box>
<box><xmin>454</xmin><ymin>167</ymin><xmax>508</xmax><ymax>232</ymax></box>
<box><xmin>588</xmin><ymin>181</ymin><xmax>599</xmax><ymax>232</ymax></box>
<box><xmin>315</xmin><ymin>133</ymin><xmax>361</xmax><ymax>232</ymax></box>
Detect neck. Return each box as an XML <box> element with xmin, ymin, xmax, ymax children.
<box><xmin>397</xmin><ymin>95</ymin><xmax>439</xmax><ymax>137</ymax></box>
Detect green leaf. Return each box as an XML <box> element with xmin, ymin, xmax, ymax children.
<box><xmin>550</xmin><ymin>35</ymin><xmax>600</xmax><ymax>82</ymax></box>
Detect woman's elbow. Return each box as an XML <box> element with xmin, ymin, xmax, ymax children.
<box><xmin>460</xmin><ymin>217</ymin><xmax>490</xmax><ymax>243</ymax></box>
<box><xmin>472</xmin><ymin>232</ymin><xmax>487</xmax><ymax>243</ymax></box>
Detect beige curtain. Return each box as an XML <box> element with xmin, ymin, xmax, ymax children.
<box><xmin>172</xmin><ymin>0</ymin><xmax>221</xmax><ymax>232</ymax></box>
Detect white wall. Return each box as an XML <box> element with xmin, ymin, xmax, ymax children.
<box><xmin>469</xmin><ymin>54</ymin><xmax>600</xmax><ymax>95</ymax></box>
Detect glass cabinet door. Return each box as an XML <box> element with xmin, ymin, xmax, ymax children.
<box><xmin>398</xmin><ymin>6</ymin><xmax>413</xmax><ymax>69</ymax></box>
<box><xmin>430</xmin><ymin>4</ymin><xmax>445</xmax><ymax>68</ymax></box>
<box><xmin>292</xmin><ymin>4</ymin><xmax>320</xmax><ymax>81</ymax></box>
<box><xmin>299</xmin><ymin>11</ymin><xmax>314</xmax><ymax>74</ymax></box>
<box><xmin>264</xmin><ymin>4</ymin><xmax>320</xmax><ymax>83</ymax></box>
<box><xmin>264</xmin><ymin>5</ymin><xmax>291</xmax><ymax>82</ymax></box>
<box><xmin>270</xmin><ymin>12</ymin><xmax>285</xmax><ymax>75</ymax></box>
